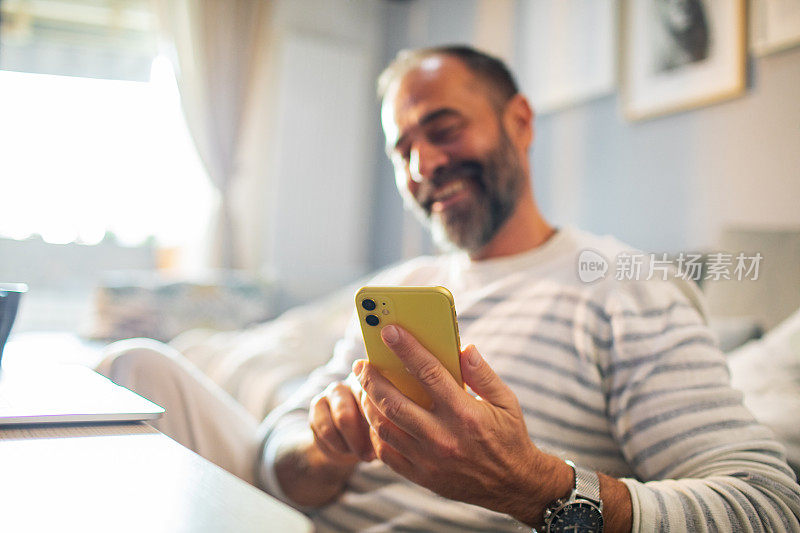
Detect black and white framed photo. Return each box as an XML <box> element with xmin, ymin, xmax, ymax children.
<box><xmin>621</xmin><ymin>0</ymin><xmax>747</xmax><ymax>120</ymax></box>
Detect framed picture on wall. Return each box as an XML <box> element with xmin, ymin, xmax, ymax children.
<box><xmin>621</xmin><ymin>0</ymin><xmax>746</xmax><ymax>120</ymax></box>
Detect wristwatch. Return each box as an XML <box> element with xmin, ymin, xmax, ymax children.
<box><xmin>542</xmin><ymin>460</ymin><xmax>604</xmax><ymax>533</ymax></box>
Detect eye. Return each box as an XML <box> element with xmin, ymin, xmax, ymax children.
<box><xmin>427</xmin><ymin>119</ymin><xmax>463</xmax><ymax>144</ymax></box>
<box><xmin>429</xmin><ymin>127</ymin><xmax>456</xmax><ymax>143</ymax></box>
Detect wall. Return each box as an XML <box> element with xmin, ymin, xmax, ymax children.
<box><xmin>235</xmin><ymin>0</ymin><xmax>385</xmax><ymax>308</ymax></box>
<box><xmin>531</xmin><ymin>45</ymin><xmax>800</xmax><ymax>253</ymax></box>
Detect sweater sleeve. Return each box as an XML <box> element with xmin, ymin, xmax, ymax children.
<box><xmin>256</xmin><ymin>313</ymin><xmax>366</xmax><ymax>499</ymax></box>
<box><xmin>602</xmin><ymin>278</ymin><xmax>800</xmax><ymax>532</ymax></box>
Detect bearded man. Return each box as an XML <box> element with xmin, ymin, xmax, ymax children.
<box><xmin>101</xmin><ymin>46</ymin><xmax>800</xmax><ymax>532</ymax></box>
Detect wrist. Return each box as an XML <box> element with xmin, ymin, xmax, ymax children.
<box><xmin>274</xmin><ymin>431</ymin><xmax>357</xmax><ymax>507</ymax></box>
<box><xmin>508</xmin><ymin>452</ymin><xmax>574</xmax><ymax>528</ymax></box>
<box><xmin>543</xmin><ymin>461</ymin><xmax>605</xmax><ymax>533</ymax></box>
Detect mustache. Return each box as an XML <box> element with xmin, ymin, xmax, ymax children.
<box><xmin>417</xmin><ymin>160</ymin><xmax>485</xmax><ymax>213</ymax></box>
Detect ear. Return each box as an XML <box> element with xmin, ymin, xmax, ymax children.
<box><xmin>502</xmin><ymin>94</ymin><xmax>534</xmax><ymax>153</ymax></box>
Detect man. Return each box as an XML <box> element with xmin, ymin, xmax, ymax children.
<box><xmin>101</xmin><ymin>46</ymin><xmax>800</xmax><ymax>532</ymax></box>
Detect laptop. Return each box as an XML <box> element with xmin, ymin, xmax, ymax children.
<box><xmin>0</xmin><ymin>364</ymin><xmax>164</xmax><ymax>425</ymax></box>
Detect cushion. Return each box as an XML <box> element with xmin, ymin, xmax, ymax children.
<box><xmin>727</xmin><ymin>307</ymin><xmax>800</xmax><ymax>471</ymax></box>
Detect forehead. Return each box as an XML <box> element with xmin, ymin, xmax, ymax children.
<box><xmin>380</xmin><ymin>55</ymin><xmax>494</xmax><ymax>147</ymax></box>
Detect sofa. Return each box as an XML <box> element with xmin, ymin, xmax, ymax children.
<box><xmin>97</xmin><ymin>228</ymin><xmax>800</xmax><ymax>475</ymax></box>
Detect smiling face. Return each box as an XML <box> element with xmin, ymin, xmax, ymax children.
<box><xmin>381</xmin><ymin>55</ymin><xmax>530</xmax><ymax>255</ymax></box>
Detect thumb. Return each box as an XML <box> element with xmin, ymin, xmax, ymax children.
<box><xmin>460</xmin><ymin>345</ymin><xmax>516</xmax><ymax>409</ymax></box>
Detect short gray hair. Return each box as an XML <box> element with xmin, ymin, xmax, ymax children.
<box><xmin>377</xmin><ymin>45</ymin><xmax>519</xmax><ymax>110</ymax></box>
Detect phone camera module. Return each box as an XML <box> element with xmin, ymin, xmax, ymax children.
<box><xmin>361</xmin><ymin>298</ymin><xmax>376</xmax><ymax>311</ymax></box>
<box><xmin>365</xmin><ymin>314</ymin><xmax>380</xmax><ymax>326</ymax></box>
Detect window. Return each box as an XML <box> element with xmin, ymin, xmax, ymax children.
<box><xmin>0</xmin><ymin>0</ymin><xmax>217</xmax><ymax>266</ymax></box>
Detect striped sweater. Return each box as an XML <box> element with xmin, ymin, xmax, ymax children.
<box><xmin>260</xmin><ymin>227</ymin><xmax>800</xmax><ymax>532</ymax></box>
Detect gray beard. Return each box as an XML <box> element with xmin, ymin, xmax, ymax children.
<box><xmin>408</xmin><ymin>133</ymin><xmax>526</xmax><ymax>255</ymax></box>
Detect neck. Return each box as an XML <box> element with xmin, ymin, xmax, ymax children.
<box><xmin>468</xmin><ymin>192</ymin><xmax>554</xmax><ymax>261</ymax></box>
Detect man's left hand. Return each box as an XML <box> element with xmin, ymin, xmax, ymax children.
<box><xmin>353</xmin><ymin>324</ymin><xmax>572</xmax><ymax>524</ymax></box>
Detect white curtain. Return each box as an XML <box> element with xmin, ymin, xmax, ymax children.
<box><xmin>153</xmin><ymin>0</ymin><xmax>270</xmax><ymax>269</ymax></box>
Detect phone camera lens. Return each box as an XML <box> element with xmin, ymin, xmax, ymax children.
<box><xmin>365</xmin><ymin>314</ymin><xmax>380</xmax><ymax>326</ymax></box>
<box><xmin>361</xmin><ymin>299</ymin><xmax>376</xmax><ymax>311</ymax></box>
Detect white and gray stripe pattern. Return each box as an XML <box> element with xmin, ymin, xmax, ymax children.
<box><xmin>260</xmin><ymin>227</ymin><xmax>800</xmax><ymax>532</ymax></box>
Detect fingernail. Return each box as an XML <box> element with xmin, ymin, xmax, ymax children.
<box><xmin>467</xmin><ymin>345</ymin><xmax>481</xmax><ymax>367</ymax></box>
<box><xmin>381</xmin><ymin>325</ymin><xmax>399</xmax><ymax>344</ymax></box>
<box><xmin>353</xmin><ymin>360</ymin><xmax>365</xmax><ymax>376</ymax></box>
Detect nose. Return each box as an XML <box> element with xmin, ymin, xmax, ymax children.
<box><xmin>408</xmin><ymin>141</ymin><xmax>449</xmax><ymax>184</ymax></box>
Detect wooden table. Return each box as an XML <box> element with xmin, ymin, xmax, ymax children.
<box><xmin>0</xmin><ymin>422</ymin><xmax>313</xmax><ymax>532</ymax></box>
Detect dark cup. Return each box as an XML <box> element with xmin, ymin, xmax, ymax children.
<box><xmin>0</xmin><ymin>283</ymin><xmax>27</xmax><ymax>365</ymax></box>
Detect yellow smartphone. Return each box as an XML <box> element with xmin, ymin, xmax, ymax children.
<box><xmin>355</xmin><ymin>286</ymin><xmax>463</xmax><ymax>408</ymax></box>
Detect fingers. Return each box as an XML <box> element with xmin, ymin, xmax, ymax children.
<box><xmin>354</xmin><ymin>359</ymin><xmax>433</xmax><ymax>439</ymax></box>
<box><xmin>361</xmin><ymin>394</ymin><xmax>419</xmax><ymax>453</ymax></box>
<box><xmin>310</xmin><ymin>394</ymin><xmax>351</xmax><ymax>460</ymax></box>
<box><xmin>360</xmin><ymin>395</ymin><xmax>417</xmax><ymax>478</ymax></box>
<box><xmin>367</xmin><ymin>424</ymin><xmax>416</xmax><ymax>480</ymax></box>
<box><xmin>309</xmin><ymin>382</ymin><xmax>374</xmax><ymax>463</ymax></box>
<box><xmin>344</xmin><ymin>372</ymin><xmax>365</xmax><ymax>407</ymax></box>
<box><xmin>459</xmin><ymin>344</ymin><xmax>517</xmax><ymax>410</ymax></box>
<box><xmin>329</xmin><ymin>383</ymin><xmax>373</xmax><ymax>459</ymax></box>
<box><xmin>379</xmin><ymin>325</ymin><xmax>462</xmax><ymax>406</ymax></box>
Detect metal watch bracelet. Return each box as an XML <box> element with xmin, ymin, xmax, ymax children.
<box><xmin>541</xmin><ymin>460</ymin><xmax>604</xmax><ymax>533</ymax></box>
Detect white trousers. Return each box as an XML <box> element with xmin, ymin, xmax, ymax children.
<box><xmin>95</xmin><ymin>339</ymin><xmax>264</xmax><ymax>486</ymax></box>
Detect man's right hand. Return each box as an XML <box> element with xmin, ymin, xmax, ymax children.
<box><xmin>309</xmin><ymin>380</ymin><xmax>376</xmax><ymax>465</ymax></box>
<box><xmin>274</xmin><ymin>378</ymin><xmax>375</xmax><ymax>507</ymax></box>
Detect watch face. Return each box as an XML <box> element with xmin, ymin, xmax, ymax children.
<box><xmin>549</xmin><ymin>501</ymin><xmax>603</xmax><ymax>533</ymax></box>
